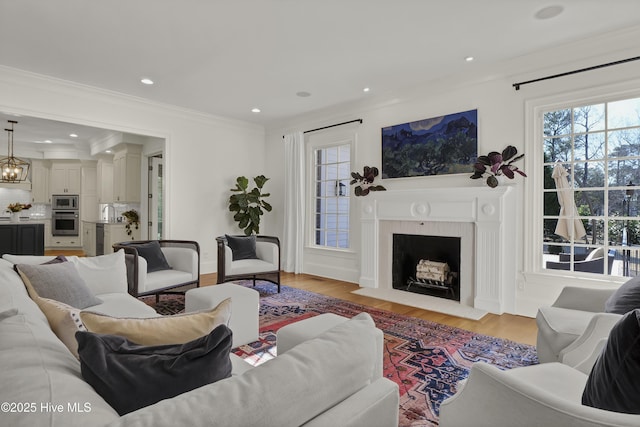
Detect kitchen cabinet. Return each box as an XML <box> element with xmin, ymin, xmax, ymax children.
<box><xmin>31</xmin><ymin>160</ymin><xmax>50</xmax><ymax>203</ymax></box>
<box><xmin>44</xmin><ymin>221</ymin><xmax>52</xmax><ymax>248</ymax></box>
<box><xmin>48</xmin><ymin>235</ymin><xmax>81</xmax><ymax>248</ymax></box>
<box><xmin>113</xmin><ymin>145</ymin><xmax>141</xmax><ymax>203</ymax></box>
<box><xmin>81</xmin><ymin>165</ymin><xmax>98</xmax><ymax>221</ymax></box>
<box><xmin>0</xmin><ymin>223</ymin><xmax>45</xmax><ymax>256</ymax></box>
<box><xmin>97</xmin><ymin>159</ymin><xmax>114</xmax><ymax>204</ymax></box>
<box><xmin>82</xmin><ymin>221</ymin><xmax>96</xmax><ymax>257</ymax></box>
<box><xmin>50</xmin><ymin>162</ymin><xmax>81</xmax><ymax>194</ymax></box>
<box><xmin>103</xmin><ymin>223</ymin><xmax>139</xmax><ymax>253</ymax></box>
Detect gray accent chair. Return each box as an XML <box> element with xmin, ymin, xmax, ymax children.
<box><xmin>216</xmin><ymin>235</ymin><xmax>280</xmax><ymax>292</ymax></box>
<box><xmin>112</xmin><ymin>240</ymin><xmax>200</xmax><ymax>302</ymax></box>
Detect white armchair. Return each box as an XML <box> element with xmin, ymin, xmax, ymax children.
<box><xmin>536</xmin><ymin>286</ymin><xmax>620</xmax><ymax>367</ymax></box>
<box><xmin>216</xmin><ymin>235</ymin><xmax>280</xmax><ymax>292</ymax></box>
<box><xmin>112</xmin><ymin>240</ymin><xmax>200</xmax><ymax>302</ymax></box>
<box><xmin>439</xmin><ymin>361</ymin><xmax>640</xmax><ymax>427</ymax></box>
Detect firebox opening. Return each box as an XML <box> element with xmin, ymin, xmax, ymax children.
<box><xmin>392</xmin><ymin>233</ymin><xmax>461</xmax><ymax>302</ymax></box>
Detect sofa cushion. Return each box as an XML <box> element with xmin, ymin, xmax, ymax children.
<box><xmin>2</xmin><ymin>254</ymin><xmax>59</xmax><ymax>264</ymax></box>
<box><xmin>582</xmin><ymin>309</ymin><xmax>640</xmax><ymax>414</ymax></box>
<box><xmin>77</xmin><ymin>325</ymin><xmax>233</xmax><ymax>415</ymax></box>
<box><xmin>36</xmin><ymin>297</ymin><xmax>86</xmax><ymax>358</ymax></box>
<box><xmin>226</xmin><ymin>234</ymin><xmax>258</xmax><ymax>260</ymax></box>
<box><xmin>68</xmin><ymin>250</ymin><xmax>129</xmax><ymax>295</ymax></box>
<box><xmin>16</xmin><ymin>261</ymin><xmax>103</xmax><ymax>309</ymax></box>
<box><xmin>132</xmin><ymin>241</ymin><xmax>172</xmax><ymax>273</ymax></box>
<box><xmin>605</xmin><ymin>276</ymin><xmax>640</xmax><ymax>315</ymax></box>
<box><xmin>80</xmin><ymin>298</ymin><xmax>231</xmax><ymax>345</ymax></box>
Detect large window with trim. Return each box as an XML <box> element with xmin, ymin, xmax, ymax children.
<box><xmin>542</xmin><ymin>96</ymin><xmax>640</xmax><ymax>277</ymax></box>
<box><xmin>313</xmin><ymin>143</ymin><xmax>351</xmax><ymax>249</ymax></box>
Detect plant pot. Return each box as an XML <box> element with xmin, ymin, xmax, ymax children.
<box><xmin>10</xmin><ymin>212</ymin><xmax>20</xmax><ymax>222</ymax></box>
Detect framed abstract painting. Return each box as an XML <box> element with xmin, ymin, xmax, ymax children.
<box><xmin>381</xmin><ymin>109</ymin><xmax>477</xmax><ymax>179</ymax></box>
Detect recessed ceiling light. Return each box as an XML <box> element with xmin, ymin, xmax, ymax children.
<box><xmin>251</xmin><ymin>108</ymin><xmax>261</xmax><ymax>113</ymax></box>
<box><xmin>44</xmin><ymin>140</ymin><xmax>52</xmax><ymax>144</ymax></box>
<box><xmin>296</xmin><ymin>91</ymin><xmax>311</xmax><ymax>97</ymax></box>
<box><xmin>69</xmin><ymin>133</ymin><xmax>78</xmax><ymax>138</ymax></box>
<box><xmin>465</xmin><ymin>56</ymin><xmax>474</xmax><ymax>62</ymax></box>
<box><xmin>535</xmin><ymin>5</ymin><xmax>564</xmax><ymax>20</ymax></box>
<box><xmin>140</xmin><ymin>78</ymin><xmax>154</xmax><ymax>85</ymax></box>
<box><xmin>363</xmin><ymin>87</ymin><xmax>371</xmax><ymax>93</ymax></box>
<box><xmin>106</xmin><ymin>150</ymin><xmax>112</xmax><ymax>154</ymax></box>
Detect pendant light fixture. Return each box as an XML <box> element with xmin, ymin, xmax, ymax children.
<box><xmin>1</xmin><ymin>120</ymin><xmax>30</xmax><ymax>183</ymax></box>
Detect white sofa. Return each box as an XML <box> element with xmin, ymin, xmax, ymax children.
<box><xmin>0</xmin><ymin>253</ymin><xmax>399</xmax><ymax>427</ymax></box>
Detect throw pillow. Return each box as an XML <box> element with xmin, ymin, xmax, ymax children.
<box><xmin>76</xmin><ymin>325</ymin><xmax>233</xmax><ymax>415</ymax></box>
<box><xmin>2</xmin><ymin>254</ymin><xmax>63</xmax><ymax>265</ymax></box>
<box><xmin>35</xmin><ymin>297</ymin><xmax>86</xmax><ymax>358</ymax></box>
<box><xmin>605</xmin><ymin>276</ymin><xmax>640</xmax><ymax>314</ymax></box>
<box><xmin>130</xmin><ymin>241</ymin><xmax>172</xmax><ymax>273</ymax></box>
<box><xmin>67</xmin><ymin>250</ymin><xmax>128</xmax><ymax>295</ymax></box>
<box><xmin>16</xmin><ymin>261</ymin><xmax>103</xmax><ymax>309</ymax></box>
<box><xmin>80</xmin><ymin>297</ymin><xmax>232</xmax><ymax>345</ymax></box>
<box><xmin>582</xmin><ymin>309</ymin><xmax>640</xmax><ymax>414</ymax></box>
<box><xmin>225</xmin><ymin>234</ymin><xmax>258</xmax><ymax>261</ymax></box>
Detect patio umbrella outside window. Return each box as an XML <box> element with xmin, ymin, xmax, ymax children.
<box><xmin>552</xmin><ymin>163</ymin><xmax>587</xmax><ymax>242</ymax></box>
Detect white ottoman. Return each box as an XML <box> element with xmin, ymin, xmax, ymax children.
<box><xmin>185</xmin><ymin>283</ymin><xmax>259</xmax><ymax>347</ymax></box>
<box><xmin>276</xmin><ymin>313</ymin><xmax>348</xmax><ymax>355</ymax></box>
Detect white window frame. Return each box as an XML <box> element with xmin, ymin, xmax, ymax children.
<box><xmin>305</xmin><ymin>131</ymin><xmax>356</xmax><ymax>252</ymax></box>
<box><xmin>524</xmin><ymin>80</ymin><xmax>640</xmax><ymax>284</ymax></box>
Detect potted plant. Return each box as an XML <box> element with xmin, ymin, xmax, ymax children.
<box><xmin>228</xmin><ymin>175</ymin><xmax>272</xmax><ymax>235</ymax></box>
<box><xmin>470</xmin><ymin>145</ymin><xmax>527</xmax><ymax>187</ymax></box>
<box><xmin>122</xmin><ymin>209</ymin><xmax>139</xmax><ymax>239</ymax></box>
<box><xmin>5</xmin><ymin>202</ymin><xmax>32</xmax><ymax>222</ymax></box>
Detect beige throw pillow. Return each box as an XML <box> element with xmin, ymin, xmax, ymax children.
<box><xmin>80</xmin><ymin>298</ymin><xmax>232</xmax><ymax>345</ymax></box>
<box><xmin>36</xmin><ymin>297</ymin><xmax>87</xmax><ymax>358</ymax></box>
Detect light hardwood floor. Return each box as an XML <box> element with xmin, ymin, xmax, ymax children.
<box><xmin>202</xmin><ymin>272</ymin><xmax>538</xmax><ymax>346</ymax></box>
<box><xmin>46</xmin><ymin>250</ymin><xmax>537</xmax><ymax>346</ymax></box>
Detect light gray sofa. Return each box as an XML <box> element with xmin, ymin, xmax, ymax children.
<box><xmin>0</xmin><ymin>253</ymin><xmax>399</xmax><ymax>427</ymax></box>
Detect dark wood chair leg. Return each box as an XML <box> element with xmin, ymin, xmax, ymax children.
<box><xmin>155</xmin><ymin>293</ymin><xmax>160</xmax><ymax>304</ymax></box>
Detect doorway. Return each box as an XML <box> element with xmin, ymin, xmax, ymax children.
<box><xmin>148</xmin><ymin>155</ymin><xmax>164</xmax><ymax>240</ymax></box>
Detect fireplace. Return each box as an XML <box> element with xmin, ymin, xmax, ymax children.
<box><xmin>392</xmin><ymin>234</ymin><xmax>460</xmax><ymax>301</ymax></box>
<box><xmin>358</xmin><ymin>186</ymin><xmax>516</xmax><ymax>315</ymax></box>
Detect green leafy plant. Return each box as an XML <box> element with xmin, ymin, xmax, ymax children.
<box><xmin>228</xmin><ymin>175</ymin><xmax>272</xmax><ymax>235</ymax></box>
<box><xmin>350</xmin><ymin>166</ymin><xmax>386</xmax><ymax>196</ymax></box>
<box><xmin>122</xmin><ymin>209</ymin><xmax>139</xmax><ymax>239</ymax></box>
<box><xmin>470</xmin><ymin>145</ymin><xmax>526</xmax><ymax>188</ymax></box>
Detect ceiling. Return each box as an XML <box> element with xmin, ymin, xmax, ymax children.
<box><xmin>1</xmin><ymin>0</ymin><xmax>640</xmax><ymax>143</ymax></box>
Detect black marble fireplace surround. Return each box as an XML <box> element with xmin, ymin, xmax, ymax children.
<box><xmin>392</xmin><ymin>233</ymin><xmax>461</xmax><ymax>301</ymax></box>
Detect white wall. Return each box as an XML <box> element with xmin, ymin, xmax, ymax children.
<box><xmin>264</xmin><ymin>26</ymin><xmax>640</xmax><ymax>316</ymax></box>
<box><xmin>0</xmin><ymin>66</ymin><xmax>265</xmax><ymax>273</ymax></box>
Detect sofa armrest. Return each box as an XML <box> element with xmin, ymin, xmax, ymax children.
<box><xmin>551</xmin><ymin>286</ymin><xmax>615</xmax><ymax>312</ymax></box>
<box><xmin>560</xmin><ymin>312</ymin><xmax>622</xmax><ymax>372</ymax></box>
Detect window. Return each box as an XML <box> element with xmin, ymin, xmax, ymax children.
<box><xmin>313</xmin><ymin>143</ymin><xmax>351</xmax><ymax>249</ymax></box>
<box><xmin>542</xmin><ymin>96</ymin><xmax>640</xmax><ymax>277</ymax></box>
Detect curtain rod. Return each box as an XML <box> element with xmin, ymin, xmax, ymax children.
<box><xmin>512</xmin><ymin>55</ymin><xmax>640</xmax><ymax>90</ymax></box>
<box><xmin>282</xmin><ymin>119</ymin><xmax>363</xmax><ymax>138</ymax></box>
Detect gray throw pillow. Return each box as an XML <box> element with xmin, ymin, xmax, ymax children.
<box><xmin>605</xmin><ymin>276</ymin><xmax>640</xmax><ymax>314</ymax></box>
<box><xmin>128</xmin><ymin>241</ymin><xmax>172</xmax><ymax>273</ymax></box>
<box><xmin>76</xmin><ymin>325</ymin><xmax>233</xmax><ymax>415</ymax></box>
<box><xmin>582</xmin><ymin>309</ymin><xmax>640</xmax><ymax>414</ymax></box>
<box><xmin>225</xmin><ymin>234</ymin><xmax>258</xmax><ymax>261</ymax></box>
<box><xmin>16</xmin><ymin>261</ymin><xmax>103</xmax><ymax>309</ymax></box>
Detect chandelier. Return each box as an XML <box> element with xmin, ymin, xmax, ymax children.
<box><xmin>1</xmin><ymin>120</ymin><xmax>30</xmax><ymax>183</ymax></box>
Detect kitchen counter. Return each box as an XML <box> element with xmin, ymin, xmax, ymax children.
<box><xmin>0</xmin><ymin>218</ymin><xmax>50</xmax><ymax>225</ymax></box>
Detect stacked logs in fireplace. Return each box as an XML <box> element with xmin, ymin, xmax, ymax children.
<box><xmin>407</xmin><ymin>259</ymin><xmax>458</xmax><ymax>299</ymax></box>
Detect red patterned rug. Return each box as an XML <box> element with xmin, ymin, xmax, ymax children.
<box><xmin>142</xmin><ymin>282</ymin><xmax>538</xmax><ymax>427</ymax></box>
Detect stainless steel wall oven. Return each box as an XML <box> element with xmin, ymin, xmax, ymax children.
<box><xmin>52</xmin><ymin>195</ymin><xmax>79</xmax><ymax>236</ymax></box>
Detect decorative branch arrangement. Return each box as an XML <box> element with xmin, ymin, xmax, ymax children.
<box><xmin>470</xmin><ymin>145</ymin><xmax>527</xmax><ymax>188</ymax></box>
<box><xmin>351</xmin><ymin>166</ymin><xmax>386</xmax><ymax>196</ymax></box>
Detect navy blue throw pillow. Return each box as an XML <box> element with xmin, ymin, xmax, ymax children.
<box><xmin>76</xmin><ymin>325</ymin><xmax>233</xmax><ymax>415</ymax></box>
<box><xmin>225</xmin><ymin>234</ymin><xmax>258</xmax><ymax>261</ymax></box>
<box><xmin>582</xmin><ymin>309</ymin><xmax>640</xmax><ymax>414</ymax></box>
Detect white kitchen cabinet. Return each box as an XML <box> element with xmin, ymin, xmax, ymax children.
<box><xmin>97</xmin><ymin>159</ymin><xmax>114</xmax><ymax>204</ymax></box>
<box><xmin>82</xmin><ymin>221</ymin><xmax>96</xmax><ymax>257</ymax></box>
<box><xmin>50</xmin><ymin>162</ymin><xmax>81</xmax><ymax>194</ymax></box>
<box><xmin>48</xmin><ymin>235</ymin><xmax>81</xmax><ymax>248</ymax></box>
<box><xmin>113</xmin><ymin>145</ymin><xmax>141</xmax><ymax>203</ymax></box>
<box><xmin>104</xmin><ymin>223</ymin><xmax>139</xmax><ymax>253</ymax></box>
<box><xmin>31</xmin><ymin>160</ymin><xmax>50</xmax><ymax>204</ymax></box>
<box><xmin>81</xmin><ymin>164</ymin><xmax>98</xmax><ymax>221</ymax></box>
<box><xmin>43</xmin><ymin>221</ymin><xmax>52</xmax><ymax>248</ymax></box>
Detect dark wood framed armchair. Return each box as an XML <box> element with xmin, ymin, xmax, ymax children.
<box><xmin>216</xmin><ymin>235</ymin><xmax>280</xmax><ymax>292</ymax></box>
<box><xmin>112</xmin><ymin>239</ymin><xmax>200</xmax><ymax>301</ymax></box>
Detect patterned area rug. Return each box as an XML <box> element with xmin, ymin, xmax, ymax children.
<box><xmin>142</xmin><ymin>282</ymin><xmax>538</xmax><ymax>427</ymax></box>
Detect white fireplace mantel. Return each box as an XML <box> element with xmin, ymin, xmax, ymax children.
<box><xmin>359</xmin><ymin>186</ymin><xmax>516</xmax><ymax>314</ymax></box>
